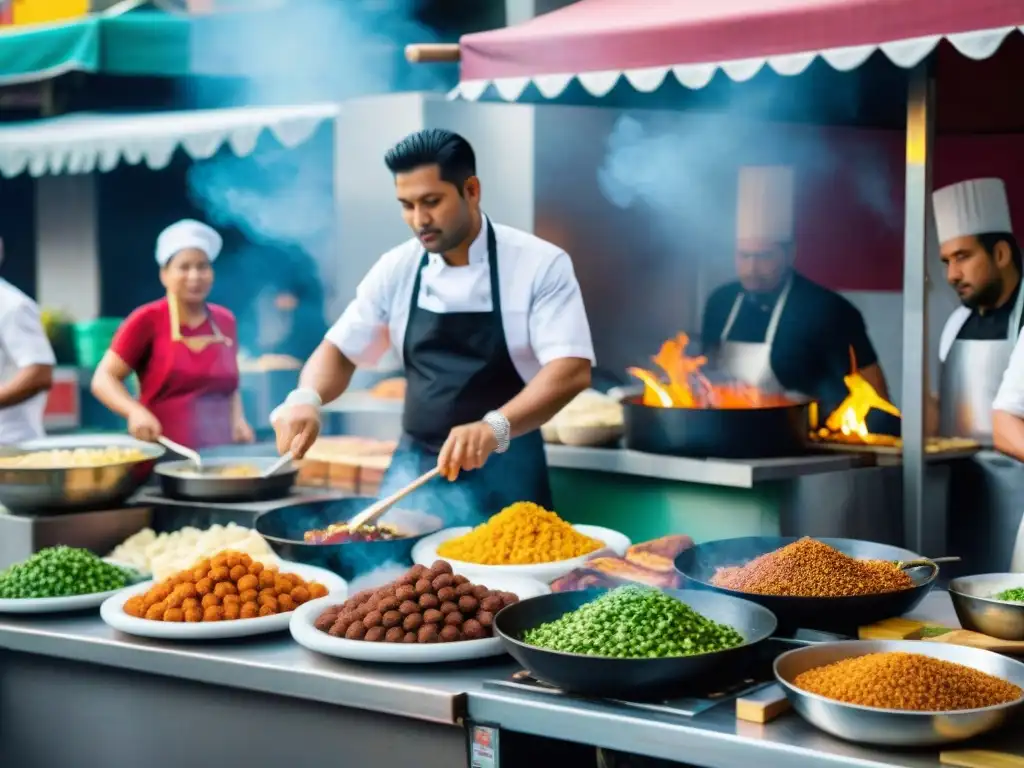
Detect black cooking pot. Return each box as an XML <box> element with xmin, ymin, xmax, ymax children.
<box><xmin>622</xmin><ymin>396</ymin><xmax>810</xmax><ymax>459</ymax></box>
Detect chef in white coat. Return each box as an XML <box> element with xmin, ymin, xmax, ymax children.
<box><xmin>932</xmin><ymin>178</ymin><xmax>1023</xmax><ymax>442</ymax></box>
<box><xmin>700</xmin><ymin>166</ymin><xmax>887</xmax><ymax>412</ymax></box>
<box><xmin>0</xmin><ymin>239</ymin><xmax>56</xmax><ymax>444</ymax></box>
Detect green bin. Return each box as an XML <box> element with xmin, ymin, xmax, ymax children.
<box><xmin>72</xmin><ymin>318</ymin><xmax>123</xmax><ymax>368</ymax></box>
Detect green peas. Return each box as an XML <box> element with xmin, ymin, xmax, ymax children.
<box><xmin>0</xmin><ymin>546</ymin><xmax>134</xmax><ymax>599</ymax></box>
<box><xmin>522</xmin><ymin>585</ymin><xmax>744</xmax><ymax>659</ymax></box>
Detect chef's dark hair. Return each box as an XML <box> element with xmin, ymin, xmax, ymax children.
<box><xmin>979</xmin><ymin>232</ymin><xmax>1022</xmax><ymax>271</ymax></box>
<box><xmin>384</xmin><ymin>129</ymin><xmax>476</xmax><ymax>195</ymax></box>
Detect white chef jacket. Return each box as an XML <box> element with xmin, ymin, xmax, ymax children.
<box><xmin>0</xmin><ymin>279</ymin><xmax>55</xmax><ymax>444</ymax></box>
<box><xmin>325</xmin><ymin>217</ymin><xmax>596</xmax><ymax>380</ymax></box>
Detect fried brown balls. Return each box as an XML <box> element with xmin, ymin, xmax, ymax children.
<box><xmin>312</xmin><ymin>560</ymin><xmax>520</xmax><ymax>644</ymax></box>
<box><xmin>126</xmin><ymin>550</ymin><xmax>329</xmax><ymax>622</ymax></box>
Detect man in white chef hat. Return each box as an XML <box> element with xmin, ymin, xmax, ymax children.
<box><xmin>0</xmin><ymin>237</ymin><xmax>56</xmax><ymax>444</ymax></box>
<box><xmin>700</xmin><ymin>165</ymin><xmax>888</xmax><ymax>411</ymax></box>
<box><xmin>928</xmin><ymin>178</ymin><xmax>1023</xmax><ymax>446</ymax></box>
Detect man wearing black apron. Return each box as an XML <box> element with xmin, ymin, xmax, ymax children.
<box><xmin>271</xmin><ymin>129</ymin><xmax>594</xmax><ymax>526</ymax></box>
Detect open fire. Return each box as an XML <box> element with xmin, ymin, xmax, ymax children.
<box><xmin>813</xmin><ymin>369</ymin><xmax>902</xmax><ymax>447</ymax></box>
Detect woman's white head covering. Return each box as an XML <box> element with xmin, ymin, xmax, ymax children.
<box><xmin>155</xmin><ymin>219</ymin><xmax>223</xmax><ymax>267</ymax></box>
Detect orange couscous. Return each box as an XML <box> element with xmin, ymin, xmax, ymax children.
<box><xmin>436</xmin><ymin>502</ymin><xmax>604</xmax><ymax>565</ymax></box>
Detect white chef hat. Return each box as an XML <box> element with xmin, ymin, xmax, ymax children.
<box><xmin>155</xmin><ymin>219</ymin><xmax>223</xmax><ymax>267</ymax></box>
<box><xmin>736</xmin><ymin>166</ymin><xmax>795</xmax><ymax>245</ymax></box>
<box><xmin>933</xmin><ymin>178</ymin><xmax>1012</xmax><ymax>245</ymax></box>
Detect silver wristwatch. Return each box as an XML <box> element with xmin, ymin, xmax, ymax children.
<box><xmin>483</xmin><ymin>411</ymin><xmax>511</xmax><ymax>454</ymax></box>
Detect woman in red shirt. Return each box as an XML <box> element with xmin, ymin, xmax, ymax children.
<box><xmin>91</xmin><ymin>219</ymin><xmax>254</xmax><ymax>448</ymax></box>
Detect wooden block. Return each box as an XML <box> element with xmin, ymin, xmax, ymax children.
<box><xmin>735</xmin><ymin>684</ymin><xmax>791</xmax><ymax>724</ymax></box>
<box><xmin>858</xmin><ymin>617</ymin><xmax>926</xmax><ymax>640</ymax></box>
<box><xmin>327</xmin><ymin>461</ymin><xmax>359</xmax><ymax>490</ymax></box>
<box><xmin>940</xmin><ymin>750</ymin><xmax>1024</xmax><ymax>768</ymax></box>
<box><xmin>296</xmin><ymin>459</ymin><xmax>328</xmax><ymax>487</ymax></box>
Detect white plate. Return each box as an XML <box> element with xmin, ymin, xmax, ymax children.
<box><xmin>0</xmin><ymin>559</ymin><xmax>145</xmax><ymax>615</ymax></box>
<box><xmin>411</xmin><ymin>525</ymin><xmax>631</xmax><ymax>583</ymax></box>
<box><xmin>100</xmin><ymin>561</ymin><xmax>347</xmax><ymax>640</ymax></box>
<box><xmin>289</xmin><ymin>574</ymin><xmax>549</xmax><ymax>663</ymax></box>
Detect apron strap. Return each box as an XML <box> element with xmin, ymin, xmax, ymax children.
<box><xmin>720</xmin><ymin>275</ymin><xmax>793</xmax><ymax>345</ymax></box>
<box><xmin>407</xmin><ymin>218</ymin><xmax>499</xmax><ymax>320</ymax></box>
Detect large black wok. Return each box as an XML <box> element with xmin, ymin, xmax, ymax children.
<box><xmin>622</xmin><ymin>396</ymin><xmax>810</xmax><ymax>458</ymax></box>
<box><xmin>494</xmin><ymin>588</ymin><xmax>777</xmax><ymax>700</ymax></box>
<box><xmin>675</xmin><ymin>536</ymin><xmax>936</xmax><ymax>634</ymax></box>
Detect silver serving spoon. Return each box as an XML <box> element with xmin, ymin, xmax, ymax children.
<box><xmin>158</xmin><ymin>436</ymin><xmax>202</xmax><ymax>471</ymax></box>
<box><xmin>261</xmin><ymin>452</ymin><xmax>293</xmax><ymax>478</ymax></box>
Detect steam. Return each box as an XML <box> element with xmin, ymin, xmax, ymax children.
<box><xmin>346</xmin><ymin>562</ymin><xmax>410</xmax><ymax>594</ymax></box>
<box><xmin>184</xmin><ymin>0</ymin><xmax>447</xmax><ymax>356</ymax></box>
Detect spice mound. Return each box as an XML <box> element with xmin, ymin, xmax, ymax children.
<box><xmin>711</xmin><ymin>538</ymin><xmax>913</xmax><ymax>597</ymax></box>
<box><xmin>523</xmin><ymin>585</ymin><xmax>744</xmax><ymax>658</ymax></box>
<box><xmin>312</xmin><ymin>560</ymin><xmax>519</xmax><ymax>643</ymax></box>
<box><xmin>437</xmin><ymin>502</ymin><xmax>604</xmax><ymax>565</ymax></box>
<box><xmin>793</xmin><ymin>652</ymin><xmax>1022</xmax><ymax>711</ymax></box>
<box><xmin>0</xmin><ymin>547</ymin><xmax>134</xmax><ymax>599</ymax></box>
<box><xmin>123</xmin><ymin>550</ymin><xmax>328</xmax><ymax>622</ymax></box>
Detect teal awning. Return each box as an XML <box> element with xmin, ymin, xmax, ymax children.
<box><xmin>0</xmin><ymin>18</ymin><xmax>101</xmax><ymax>85</ymax></box>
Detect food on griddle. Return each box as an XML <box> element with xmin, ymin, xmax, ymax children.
<box><xmin>710</xmin><ymin>537</ymin><xmax>913</xmax><ymax>598</ymax></box>
<box><xmin>109</xmin><ymin>523</ymin><xmax>278</xmax><ymax>580</ymax></box>
<box><xmin>0</xmin><ymin>547</ymin><xmax>136</xmax><ymax>599</ymax></box>
<box><xmin>793</xmin><ymin>652</ymin><xmax>1022</xmax><ymax>711</ymax></box>
<box><xmin>304</xmin><ymin>522</ymin><xmax>403</xmax><ymax>545</ymax></box>
<box><xmin>624</xmin><ymin>535</ymin><xmax>694</xmax><ymax>573</ymax></box>
<box><xmin>122</xmin><ymin>550</ymin><xmax>328</xmax><ymax>622</ymax></box>
<box><xmin>175</xmin><ymin>464</ymin><xmax>261</xmax><ymax>478</ymax></box>
<box><xmin>436</xmin><ymin>502</ymin><xmax>604</xmax><ymax>565</ymax></box>
<box><xmin>0</xmin><ymin>446</ymin><xmax>148</xmax><ymax>468</ymax></box>
<box><xmin>312</xmin><ymin>560</ymin><xmax>518</xmax><ymax>643</ymax></box>
<box><xmin>992</xmin><ymin>586</ymin><xmax>1024</xmax><ymax>603</ymax></box>
<box><xmin>523</xmin><ymin>585</ymin><xmax>743</xmax><ymax>658</ymax></box>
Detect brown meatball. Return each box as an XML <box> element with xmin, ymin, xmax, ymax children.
<box><xmin>329</xmin><ymin>619</ymin><xmax>350</xmax><ymax>637</ymax></box>
<box><xmin>403</xmin><ymin>631</ymin><xmax>418</xmax><ymax>643</ymax></box>
<box><xmin>452</xmin><ymin>574</ymin><xmax>469</xmax><ymax>586</ymax></box>
<box><xmin>458</xmin><ymin>595</ymin><xmax>479</xmax><ymax>615</ymax></box>
<box><xmin>499</xmin><ymin>592</ymin><xmax>519</xmax><ymax>607</ymax></box>
<box><xmin>345</xmin><ymin>621</ymin><xmax>367</xmax><ymax>640</ymax></box>
<box><xmin>444</xmin><ymin>611</ymin><xmax>463</xmax><ymax>628</ymax></box>
<box><xmin>455</xmin><ymin>582</ymin><xmax>475</xmax><ymax>597</ymax></box>
<box><xmin>403</xmin><ymin>612</ymin><xmax>424</xmax><ymax>632</ymax></box>
<box><xmin>315</xmin><ymin>613</ymin><xmax>337</xmax><ymax>632</ymax></box>
<box><xmin>414</xmin><ymin>578</ymin><xmax>433</xmax><ymax>596</ymax></box>
<box><xmin>423</xmin><ymin>608</ymin><xmax>443</xmax><ymax>625</ymax></box>
<box><xmin>471</xmin><ymin>585</ymin><xmax>489</xmax><ymax>600</ymax></box>
<box><xmin>419</xmin><ymin>593</ymin><xmax>440</xmax><ymax>610</ymax></box>
<box><xmin>365</xmin><ymin>626</ymin><xmax>386</xmax><ymax>642</ymax></box>
<box><xmin>437</xmin><ymin>586</ymin><xmax>457</xmax><ymax>603</ymax></box>
<box><xmin>462</xmin><ymin>619</ymin><xmax>485</xmax><ymax>640</ymax></box>
<box><xmin>440</xmin><ymin>625</ymin><xmax>460</xmax><ymax>643</ymax></box>
<box><xmin>417</xmin><ymin>624</ymin><xmax>440</xmax><ymax>643</ymax></box>
<box><xmin>440</xmin><ymin>601</ymin><xmax>460</xmax><ymax>616</ymax></box>
<box><xmin>385</xmin><ymin>627</ymin><xmax>405</xmax><ymax>643</ymax></box>
<box><xmin>431</xmin><ymin>560</ymin><xmax>453</xmax><ymax>575</ymax></box>
<box><xmin>431</xmin><ymin>573</ymin><xmax>453</xmax><ymax>591</ymax></box>
<box><xmin>363</xmin><ymin>610</ymin><xmax>383</xmax><ymax>629</ymax></box>
<box><xmin>409</xmin><ymin>564</ymin><xmax>429</xmax><ymax>580</ymax></box>
<box><xmin>382</xmin><ymin>610</ymin><xmax>402</xmax><ymax>629</ymax></box>
<box><xmin>396</xmin><ymin>585</ymin><xmax>416</xmax><ymax>601</ymax></box>
<box><xmin>399</xmin><ymin>600</ymin><xmax>419</xmax><ymax>616</ymax></box>
<box><xmin>476</xmin><ymin>611</ymin><xmax>494</xmax><ymax>629</ymax></box>
<box><xmin>377</xmin><ymin>596</ymin><xmax>400</xmax><ymax>613</ymax></box>
<box><xmin>481</xmin><ymin>596</ymin><xmax>504</xmax><ymax>614</ymax></box>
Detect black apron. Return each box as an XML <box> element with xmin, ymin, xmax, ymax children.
<box><xmin>377</xmin><ymin>221</ymin><xmax>553</xmax><ymax>528</ymax></box>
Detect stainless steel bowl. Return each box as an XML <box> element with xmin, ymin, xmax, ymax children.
<box><xmin>949</xmin><ymin>573</ymin><xmax>1024</xmax><ymax>641</ymax></box>
<box><xmin>155</xmin><ymin>457</ymin><xmax>297</xmax><ymax>502</ymax></box>
<box><xmin>0</xmin><ymin>434</ymin><xmax>164</xmax><ymax>515</ymax></box>
<box><xmin>774</xmin><ymin>640</ymin><xmax>1024</xmax><ymax>746</ymax></box>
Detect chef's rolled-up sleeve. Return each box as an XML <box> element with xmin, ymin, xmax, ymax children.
<box><xmin>0</xmin><ymin>301</ymin><xmax>55</xmax><ymax>368</ymax></box>
<box><xmin>994</xmin><ymin>331</ymin><xmax>1024</xmax><ymax>417</ymax></box>
<box><xmin>324</xmin><ymin>257</ymin><xmax>393</xmax><ymax>367</ymax></box>
<box><xmin>529</xmin><ymin>251</ymin><xmax>596</xmax><ymax>366</ymax></box>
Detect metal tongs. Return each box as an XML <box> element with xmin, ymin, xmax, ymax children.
<box><xmin>346</xmin><ymin>467</ymin><xmax>440</xmax><ymax>531</ymax></box>
<box><xmin>158</xmin><ymin>436</ymin><xmax>202</xmax><ymax>471</ymax></box>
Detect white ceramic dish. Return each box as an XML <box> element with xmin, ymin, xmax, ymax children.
<box><xmin>0</xmin><ymin>559</ymin><xmax>144</xmax><ymax>615</ymax></box>
<box><xmin>289</xmin><ymin>575</ymin><xmax>550</xmax><ymax>663</ymax></box>
<box><xmin>100</xmin><ymin>561</ymin><xmax>347</xmax><ymax>640</ymax></box>
<box><xmin>411</xmin><ymin>525</ymin><xmax>631</xmax><ymax>583</ymax></box>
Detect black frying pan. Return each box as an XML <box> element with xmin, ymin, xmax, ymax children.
<box><xmin>675</xmin><ymin>536</ymin><xmax>936</xmax><ymax>634</ymax></box>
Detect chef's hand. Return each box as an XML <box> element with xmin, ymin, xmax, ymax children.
<box><xmin>273</xmin><ymin>404</ymin><xmax>320</xmax><ymax>459</ymax></box>
<box><xmin>233</xmin><ymin>418</ymin><xmax>255</xmax><ymax>444</ymax></box>
<box><xmin>437</xmin><ymin>421</ymin><xmax>498</xmax><ymax>481</ymax></box>
<box><xmin>127</xmin><ymin>405</ymin><xmax>162</xmax><ymax>442</ymax></box>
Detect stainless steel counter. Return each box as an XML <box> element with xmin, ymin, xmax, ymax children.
<box><xmin>1</xmin><ymin>592</ymin><xmax>1022</xmax><ymax>767</ymax></box>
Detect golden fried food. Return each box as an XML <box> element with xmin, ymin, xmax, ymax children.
<box><xmin>0</xmin><ymin>446</ymin><xmax>148</xmax><ymax>468</ymax></box>
<box><xmin>126</xmin><ymin>550</ymin><xmax>326</xmax><ymax>622</ymax></box>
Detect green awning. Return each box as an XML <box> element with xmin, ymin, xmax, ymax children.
<box><xmin>0</xmin><ymin>18</ymin><xmax>101</xmax><ymax>86</ymax></box>
<box><xmin>100</xmin><ymin>11</ymin><xmax>191</xmax><ymax>77</ymax></box>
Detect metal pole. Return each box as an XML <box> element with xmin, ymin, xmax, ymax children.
<box><xmin>901</xmin><ymin>62</ymin><xmax>935</xmax><ymax>554</ymax></box>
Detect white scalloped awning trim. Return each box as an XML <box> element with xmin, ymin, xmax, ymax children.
<box><xmin>0</xmin><ymin>102</ymin><xmax>340</xmax><ymax>178</ymax></box>
<box><xmin>455</xmin><ymin>25</ymin><xmax>1023</xmax><ymax>101</ymax></box>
